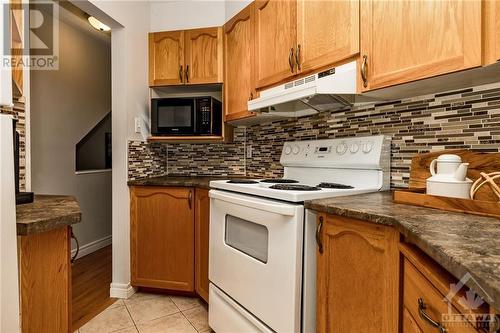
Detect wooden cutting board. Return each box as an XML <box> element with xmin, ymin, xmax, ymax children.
<box><xmin>408</xmin><ymin>150</ymin><xmax>500</xmax><ymax>202</ymax></box>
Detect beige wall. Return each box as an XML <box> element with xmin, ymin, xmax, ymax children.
<box><xmin>30</xmin><ymin>6</ymin><xmax>112</xmax><ymax>255</ymax></box>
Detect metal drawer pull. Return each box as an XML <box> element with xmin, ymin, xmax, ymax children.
<box><xmin>316</xmin><ymin>216</ymin><xmax>323</xmax><ymax>254</ymax></box>
<box><xmin>295</xmin><ymin>44</ymin><xmax>301</xmax><ymax>71</ymax></box>
<box><xmin>361</xmin><ymin>55</ymin><xmax>368</xmax><ymax>88</ymax></box>
<box><xmin>185</xmin><ymin>65</ymin><xmax>189</xmax><ymax>83</ymax></box>
<box><xmin>289</xmin><ymin>48</ymin><xmax>294</xmax><ymax>73</ymax></box>
<box><xmin>71</xmin><ymin>228</ymin><xmax>79</xmax><ymax>263</ymax></box>
<box><xmin>179</xmin><ymin>65</ymin><xmax>183</xmax><ymax>83</ymax></box>
<box><xmin>418</xmin><ymin>298</ymin><xmax>446</xmax><ymax>333</ymax></box>
<box><xmin>188</xmin><ymin>190</ymin><xmax>192</xmax><ymax>209</ymax></box>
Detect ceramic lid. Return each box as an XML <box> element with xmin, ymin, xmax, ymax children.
<box><xmin>436</xmin><ymin>154</ymin><xmax>462</xmax><ymax>163</ymax></box>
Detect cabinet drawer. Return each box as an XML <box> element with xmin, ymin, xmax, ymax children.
<box><xmin>403</xmin><ymin>258</ymin><xmax>478</xmax><ymax>333</ymax></box>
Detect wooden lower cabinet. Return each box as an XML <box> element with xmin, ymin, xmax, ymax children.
<box><xmin>19</xmin><ymin>226</ymin><xmax>71</xmax><ymax>333</ymax></box>
<box><xmin>130</xmin><ymin>186</ymin><xmax>210</xmax><ymax>300</ymax></box>
<box><xmin>316</xmin><ymin>214</ymin><xmax>399</xmax><ymax>333</ymax></box>
<box><xmin>400</xmin><ymin>243</ymin><xmax>488</xmax><ymax>333</ymax></box>
<box><xmin>194</xmin><ymin>188</ymin><xmax>210</xmax><ymax>302</ymax></box>
<box><xmin>130</xmin><ymin>186</ymin><xmax>195</xmax><ymax>291</ymax></box>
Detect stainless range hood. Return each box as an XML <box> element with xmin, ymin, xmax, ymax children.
<box><xmin>247</xmin><ymin>61</ymin><xmax>375</xmax><ymax>119</ymax></box>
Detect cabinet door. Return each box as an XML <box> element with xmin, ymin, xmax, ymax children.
<box><xmin>296</xmin><ymin>0</ymin><xmax>359</xmax><ymax>74</ymax></box>
<box><xmin>224</xmin><ymin>2</ymin><xmax>256</xmax><ymax>122</ymax></box>
<box><xmin>316</xmin><ymin>214</ymin><xmax>399</xmax><ymax>333</ymax></box>
<box><xmin>130</xmin><ymin>186</ymin><xmax>194</xmax><ymax>291</ymax></box>
<box><xmin>484</xmin><ymin>0</ymin><xmax>500</xmax><ymax>64</ymax></box>
<box><xmin>194</xmin><ymin>188</ymin><xmax>210</xmax><ymax>302</ymax></box>
<box><xmin>184</xmin><ymin>27</ymin><xmax>223</xmax><ymax>84</ymax></box>
<box><xmin>360</xmin><ymin>0</ymin><xmax>481</xmax><ymax>91</ymax></box>
<box><xmin>149</xmin><ymin>31</ymin><xmax>184</xmax><ymax>86</ymax></box>
<box><xmin>496</xmin><ymin>1</ymin><xmax>500</xmax><ymax>62</ymax></box>
<box><xmin>254</xmin><ymin>0</ymin><xmax>297</xmax><ymax>89</ymax></box>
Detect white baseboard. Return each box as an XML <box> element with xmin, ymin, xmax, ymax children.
<box><xmin>110</xmin><ymin>282</ymin><xmax>137</xmax><ymax>299</ymax></box>
<box><xmin>71</xmin><ymin>235</ymin><xmax>112</xmax><ymax>260</ymax></box>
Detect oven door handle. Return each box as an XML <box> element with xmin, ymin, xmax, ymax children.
<box><xmin>209</xmin><ymin>190</ymin><xmax>297</xmax><ymax>216</ymax></box>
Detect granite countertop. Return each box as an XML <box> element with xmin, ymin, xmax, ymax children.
<box><xmin>305</xmin><ymin>191</ymin><xmax>500</xmax><ymax>307</ymax></box>
<box><xmin>127</xmin><ymin>175</ymin><xmax>250</xmax><ymax>189</ymax></box>
<box><xmin>16</xmin><ymin>195</ymin><xmax>81</xmax><ymax>236</ymax></box>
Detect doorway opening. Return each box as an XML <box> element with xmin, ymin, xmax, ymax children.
<box><xmin>29</xmin><ymin>1</ymin><xmax>112</xmax><ymax>330</ymax></box>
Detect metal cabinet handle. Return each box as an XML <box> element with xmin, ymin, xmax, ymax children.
<box><xmin>316</xmin><ymin>216</ymin><xmax>324</xmax><ymax>254</ymax></box>
<box><xmin>179</xmin><ymin>65</ymin><xmax>183</xmax><ymax>83</ymax></box>
<box><xmin>70</xmin><ymin>228</ymin><xmax>79</xmax><ymax>263</ymax></box>
<box><xmin>361</xmin><ymin>55</ymin><xmax>368</xmax><ymax>88</ymax></box>
<box><xmin>188</xmin><ymin>190</ymin><xmax>192</xmax><ymax>209</ymax></box>
<box><xmin>295</xmin><ymin>44</ymin><xmax>301</xmax><ymax>71</ymax></box>
<box><xmin>289</xmin><ymin>48</ymin><xmax>295</xmax><ymax>73</ymax></box>
<box><xmin>185</xmin><ymin>65</ymin><xmax>189</xmax><ymax>83</ymax></box>
<box><xmin>418</xmin><ymin>298</ymin><xmax>446</xmax><ymax>333</ymax></box>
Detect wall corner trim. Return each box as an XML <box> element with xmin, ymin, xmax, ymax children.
<box><xmin>110</xmin><ymin>282</ymin><xmax>136</xmax><ymax>299</ymax></box>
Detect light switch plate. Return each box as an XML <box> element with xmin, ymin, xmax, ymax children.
<box><xmin>246</xmin><ymin>145</ymin><xmax>252</xmax><ymax>158</ymax></box>
<box><xmin>134</xmin><ymin>117</ymin><xmax>141</xmax><ymax>133</ymax></box>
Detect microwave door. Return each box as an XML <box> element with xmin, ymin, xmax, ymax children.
<box><xmin>153</xmin><ymin>98</ymin><xmax>195</xmax><ymax>135</ymax></box>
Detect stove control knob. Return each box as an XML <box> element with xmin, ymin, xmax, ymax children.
<box><xmin>336</xmin><ymin>142</ymin><xmax>347</xmax><ymax>155</ymax></box>
<box><xmin>292</xmin><ymin>145</ymin><xmax>300</xmax><ymax>155</ymax></box>
<box><xmin>362</xmin><ymin>141</ymin><xmax>373</xmax><ymax>153</ymax></box>
<box><xmin>284</xmin><ymin>146</ymin><xmax>292</xmax><ymax>155</ymax></box>
<box><xmin>350</xmin><ymin>143</ymin><xmax>359</xmax><ymax>153</ymax></box>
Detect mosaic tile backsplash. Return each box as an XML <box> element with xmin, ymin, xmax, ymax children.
<box><xmin>128</xmin><ymin>82</ymin><xmax>500</xmax><ymax>188</ymax></box>
<box><xmin>1</xmin><ymin>93</ymin><xmax>26</xmax><ymax>190</ymax></box>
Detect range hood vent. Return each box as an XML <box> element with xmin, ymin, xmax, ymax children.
<box><xmin>247</xmin><ymin>61</ymin><xmax>376</xmax><ymax>119</ymax></box>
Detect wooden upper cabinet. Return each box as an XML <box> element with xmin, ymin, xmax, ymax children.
<box><xmin>296</xmin><ymin>0</ymin><xmax>359</xmax><ymax>74</ymax></box>
<box><xmin>316</xmin><ymin>214</ymin><xmax>399</xmax><ymax>333</ymax></box>
<box><xmin>185</xmin><ymin>27</ymin><xmax>223</xmax><ymax>84</ymax></box>
<box><xmin>254</xmin><ymin>0</ymin><xmax>297</xmax><ymax>89</ymax></box>
<box><xmin>149</xmin><ymin>31</ymin><xmax>185</xmax><ymax>86</ymax></box>
<box><xmin>224</xmin><ymin>2</ymin><xmax>256</xmax><ymax>122</ymax></box>
<box><xmin>360</xmin><ymin>0</ymin><xmax>482</xmax><ymax>91</ymax></box>
<box><xmin>130</xmin><ymin>186</ymin><xmax>195</xmax><ymax>291</ymax></box>
<box><xmin>496</xmin><ymin>1</ymin><xmax>500</xmax><ymax>62</ymax></box>
<box><xmin>484</xmin><ymin>0</ymin><xmax>500</xmax><ymax>64</ymax></box>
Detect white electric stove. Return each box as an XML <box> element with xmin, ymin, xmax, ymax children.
<box><xmin>208</xmin><ymin>135</ymin><xmax>391</xmax><ymax>333</ymax></box>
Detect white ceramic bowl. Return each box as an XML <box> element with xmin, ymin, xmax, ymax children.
<box><xmin>426</xmin><ymin>179</ymin><xmax>472</xmax><ymax>199</ymax></box>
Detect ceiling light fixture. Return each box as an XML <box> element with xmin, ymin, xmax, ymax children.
<box><xmin>88</xmin><ymin>16</ymin><xmax>110</xmax><ymax>32</ymax></box>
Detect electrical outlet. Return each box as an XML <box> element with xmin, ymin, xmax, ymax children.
<box><xmin>246</xmin><ymin>145</ymin><xmax>252</xmax><ymax>158</ymax></box>
<box><xmin>134</xmin><ymin>117</ymin><xmax>141</xmax><ymax>134</ymax></box>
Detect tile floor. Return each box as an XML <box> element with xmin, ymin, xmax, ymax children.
<box><xmin>76</xmin><ymin>292</ymin><xmax>210</xmax><ymax>333</ymax></box>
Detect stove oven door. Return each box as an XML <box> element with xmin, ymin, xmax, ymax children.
<box><xmin>209</xmin><ymin>189</ymin><xmax>304</xmax><ymax>333</ymax></box>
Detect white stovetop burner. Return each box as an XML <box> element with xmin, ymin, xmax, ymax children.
<box><xmin>210</xmin><ymin>135</ymin><xmax>391</xmax><ymax>203</ymax></box>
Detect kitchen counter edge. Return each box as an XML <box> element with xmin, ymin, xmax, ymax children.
<box><xmin>16</xmin><ymin>195</ymin><xmax>81</xmax><ymax>236</ymax></box>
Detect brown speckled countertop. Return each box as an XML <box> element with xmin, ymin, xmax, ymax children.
<box><xmin>127</xmin><ymin>175</ymin><xmax>250</xmax><ymax>189</ymax></box>
<box><xmin>305</xmin><ymin>191</ymin><xmax>500</xmax><ymax>307</ymax></box>
<box><xmin>16</xmin><ymin>195</ymin><xmax>81</xmax><ymax>235</ymax></box>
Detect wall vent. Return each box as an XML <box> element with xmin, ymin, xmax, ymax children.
<box><xmin>305</xmin><ymin>75</ymin><xmax>315</xmax><ymax>83</ymax></box>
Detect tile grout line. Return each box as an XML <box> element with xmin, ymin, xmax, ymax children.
<box><xmin>122</xmin><ymin>301</ymin><xmax>140</xmax><ymax>332</ymax></box>
<box><xmin>179</xmin><ymin>308</ymin><xmax>200</xmax><ymax>333</ymax></box>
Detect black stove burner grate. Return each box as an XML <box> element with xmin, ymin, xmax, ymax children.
<box><xmin>260</xmin><ymin>179</ymin><xmax>299</xmax><ymax>184</ymax></box>
<box><xmin>269</xmin><ymin>184</ymin><xmax>321</xmax><ymax>191</ymax></box>
<box><xmin>227</xmin><ymin>179</ymin><xmax>259</xmax><ymax>184</ymax></box>
<box><xmin>317</xmin><ymin>182</ymin><xmax>354</xmax><ymax>189</ymax></box>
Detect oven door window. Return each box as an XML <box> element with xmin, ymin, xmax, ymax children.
<box><xmin>225</xmin><ymin>215</ymin><xmax>269</xmax><ymax>264</ymax></box>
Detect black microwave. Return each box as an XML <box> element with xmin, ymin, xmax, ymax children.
<box><xmin>151</xmin><ymin>97</ymin><xmax>222</xmax><ymax>136</ymax></box>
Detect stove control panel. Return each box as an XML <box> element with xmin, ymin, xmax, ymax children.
<box><xmin>280</xmin><ymin>135</ymin><xmax>390</xmax><ymax>168</ymax></box>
